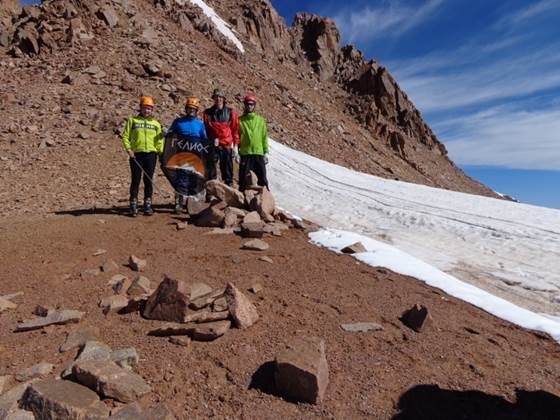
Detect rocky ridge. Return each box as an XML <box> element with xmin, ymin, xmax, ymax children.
<box><xmin>0</xmin><ymin>0</ymin><xmax>495</xmax><ymax>217</ymax></box>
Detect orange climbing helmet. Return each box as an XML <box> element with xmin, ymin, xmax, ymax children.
<box><xmin>185</xmin><ymin>97</ymin><xmax>200</xmax><ymax>110</ymax></box>
<box><xmin>140</xmin><ymin>96</ymin><xmax>155</xmax><ymax>107</ymax></box>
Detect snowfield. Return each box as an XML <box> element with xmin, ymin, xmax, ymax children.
<box><xmin>268</xmin><ymin>140</ymin><xmax>560</xmax><ymax>341</ymax></box>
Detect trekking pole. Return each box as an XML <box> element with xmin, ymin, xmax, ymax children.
<box><xmin>130</xmin><ymin>156</ymin><xmax>174</xmax><ymax>200</ymax></box>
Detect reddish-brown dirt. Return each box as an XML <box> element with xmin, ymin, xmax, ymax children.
<box><xmin>1</xmin><ymin>211</ymin><xmax>559</xmax><ymax>419</ymax></box>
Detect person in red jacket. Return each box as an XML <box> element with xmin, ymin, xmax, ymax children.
<box><xmin>203</xmin><ymin>88</ymin><xmax>239</xmax><ymax>186</ymax></box>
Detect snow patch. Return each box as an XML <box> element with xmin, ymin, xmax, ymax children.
<box><xmin>310</xmin><ymin>228</ymin><xmax>560</xmax><ymax>343</ymax></box>
<box><xmin>187</xmin><ymin>0</ymin><xmax>245</xmax><ymax>53</ymax></box>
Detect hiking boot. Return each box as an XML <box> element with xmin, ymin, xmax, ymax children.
<box><xmin>130</xmin><ymin>198</ymin><xmax>138</xmax><ymax>217</ymax></box>
<box><xmin>174</xmin><ymin>193</ymin><xmax>184</xmax><ymax>215</ymax></box>
<box><xmin>143</xmin><ymin>198</ymin><xmax>154</xmax><ymax>216</ymax></box>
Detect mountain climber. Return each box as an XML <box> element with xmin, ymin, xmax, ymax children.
<box><xmin>203</xmin><ymin>88</ymin><xmax>239</xmax><ymax>187</ymax></box>
<box><xmin>167</xmin><ymin>97</ymin><xmax>208</xmax><ymax>214</ymax></box>
<box><xmin>122</xmin><ymin>96</ymin><xmax>164</xmax><ymax>217</ymax></box>
<box><xmin>238</xmin><ymin>94</ymin><xmax>269</xmax><ymax>192</ymax></box>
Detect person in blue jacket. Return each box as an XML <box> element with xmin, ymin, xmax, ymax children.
<box><xmin>167</xmin><ymin>97</ymin><xmax>208</xmax><ymax>214</ymax></box>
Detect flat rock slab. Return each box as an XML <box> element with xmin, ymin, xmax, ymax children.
<box><xmin>15</xmin><ymin>363</ymin><xmax>54</xmax><ymax>382</ymax></box>
<box><xmin>0</xmin><ymin>297</ymin><xmax>17</xmax><ymax>313</ymax></box>
<box><xmin>185</xmin><ymin>310</ymin><xmax>229</xmax><ymax>323</ymax></box>
<box><xmin>60</xmin><ymin>326</ymin><xmax>100</xmax><ymax>353</ymax></box>
<box><xmin>241</xmin><ymin>239</ymin><xmax>269</xmax><ymax>251</ymax></box>
<box><xmin>73</xmin><ymin>360</ymin><xmax>151</xmax><ymax>403</ymax></box>
<box><xmin>111</xmin><ymin>402</ymin><xmax>176</xmax><ymax>419</ymax></box>
<box><xmin>224</xmin><ymin>283</ymin><xmax>259</xmax><ymax>329</ymax></box>
<box><xmin>189</xmin><ymin>288</ymin><xmax>224</xmax><ymax>310</ymax></box>
<box><xmin>274</xmin><ymin>336</ymin><xmax>329</xmax><ymax>404</ymax></box>
<box><xmin>21</xmin><ymin>379</ymin><xmax>110</xmax><ymax>418</ymax></box>
<box><xmin>190</xmin><ymin>282</ymin><xmax>213</xmax><ymax>301</ymax></box>
<box><xmin>190</xmin><ymin>320</ymin><xmax>231</xmax><ymax>341</ymax></box>
<box><xmin>16</xmin><ymin>310</ymin><xmax>84</xmax><ymax>332</ymax></box>
<box><xmin>143</xmin><ymin>276</ymin><xmax>190</xmax><ymax>322</ymax></box>
<box><xmin>341</xmin><ymin>242</ymin><xmax>367</xmax><ymax>254</ymax></box>
<box><xmin>341</xmin><ymin>322</ymin><xmax>383</xmax><ymax>333</ymax></box>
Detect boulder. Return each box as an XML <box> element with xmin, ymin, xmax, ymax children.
<box><xmin>205</xmin><ymin>180</ymin><xmax>244</xmax><ymax>208</ymax></box>
<box><xmin>243</xmin><ymin>211</ymin><xmax>261</xmax><ymax>224</ymax></box>
<box><xmin>186</xmin><ymin>195</ymin><xmax>210</xmax><ymax>216</ymax></box>
<box><xmin>252</xmin><ymin>189</ymin><xmax>275</xmax><ymax>218</ymax></box>
<box><xmin>190</xmin><ymin>320</ymin><xmax>231</xmax><ymax>341</ymax></box>
<box><xmin>16</xmin><ymin>310</ymin><xmax>84</xmax><ymax>332</ymax></box>
<box><xmin>128</xmin><ymin>255</ymin><xmax>146</xmax><ymax>272</ymax></box>
<box><xmin>127</xmin><ymin>275</ymin><xmax>152</xmax><ymax>296</ymax></box>
<box><xmin>193</xmin><ymin>203</ymin><xmax>226</xmax><ymax>227</ymax></box>
<box><xmin>189</xmin><ymin>288</ymin><xmax>224</xmax><ymax>310</ymax></box>
<box><xmin>20</xmin><ymin>379</ymin><xmax>110</xmax><ymax>419</ymax></box>
<box><xmin>143</xmin><ymin>276</ymin><xmax>190</xmax><ymax>322</ymax></box>
<box><xmin>101</xmin><ymin>260</ymin><xmax>119</xmax><ymax>273</ymax></box>
<box><xmin>98</xmin><ymin>6</ymin><xmax>119</xmax><ymax>28</ymax></box>
<box><xmin>241</xmin><ymin>239</ymin><xmax>269</xmax><ymax>251</ymax></box>
<box><xmin>341</xmin><ymin>242</ymin><xmax>367</xmax><ymax>254</ymax></box>
<box><xmin>60</xmin><ymin>326</ymin><xmax>100</xmax><ymax>353</ymax></box>
<box><xmin>240</xmin><ymin>222</ymin><xmax>266</xmax><ymax>238</ymax></box>
<box><xmin>224</xmin><ymin>283</ymin><xmax>259</xmax><ymax>329</ymax></box>
<box><xmin>401</xmin><ymin>304</ymin><xmax>432</xmax><ymax>332</ymax></box>
<box><xmin>110</xmin><ymin>348</ymin><xmax>139</xmax><ymax>371</ymax></box>
<box><xmin>15</xmin><ymin>363</ymin><xmax>54</xmax><ymax>382</ymax></box>
<box><xmin>274</xmin><ymin>336</ymin><xmax>329</xmax><ymax>404</ymax></box>
<box><xmin>190</xmin><ymin>282</ymin><xmax>213</xmax><ymax>301</ymax></box>
<box><xmin>72</xmin><ymin>360</ymin><xmax>151</xmax><ymax>403</ymax></box>
<box><xmin>99</xmin><ymin>295</ymin><xmax>129</xmax><ymax>315</ymax></box>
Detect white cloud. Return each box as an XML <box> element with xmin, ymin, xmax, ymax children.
<box><xmin>333</xmin><ymin>0</ymin><xmax>444</xmax><ymax>43</ymax></box>
<box><xmin>439</xmin><ymin>105</ymin><xmax>560</xmax><ymax>170</ymax></box>
<box><xmin>494</xmin><ymin>0</ymin><xmax>560</xmax><ymax>28</ymax></box>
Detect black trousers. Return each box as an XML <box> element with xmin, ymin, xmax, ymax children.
<box><xmin>207</xmin><ymin>146</ymin><xmax>233</xmax><ymax>186</ymax></box>
<box><xmin>238</xmin><ymin>155</ymin><xmax>268</xmax><ymax>192</ymax></box>
<box><xmin>129</xmin><ymin>152</ymin><xmax>157</xmax><ymax>201</ymax></box>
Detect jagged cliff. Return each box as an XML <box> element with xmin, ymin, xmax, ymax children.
<box><xmin>0</xmin><ymin>0</ymin><xmax>496</xmax><ymax>215</ymax></box>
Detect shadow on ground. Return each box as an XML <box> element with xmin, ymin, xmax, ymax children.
<box><xmin>392</xmin><ymin>384</ymin><xmax>560</xmax><ymax>420</ymax></box>
<box><xmin>53</xmin><ymin>204</ymin><xmax>175</xmax><ymax>217</ymax></box>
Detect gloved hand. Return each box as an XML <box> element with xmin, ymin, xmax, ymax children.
<box><xmin>264</xmin><ymin>154</ymin><xmax>269</xmax><ymax>165</ymax></box>
<box><xmin>214</xmin><ymin>138</ymin><xmax>219</xmax><ymax>147</ymax></box>
<box><xmin>233</xmin><ymin>145</ymin><xmax>240</xmax><ymax>163</ymax></box>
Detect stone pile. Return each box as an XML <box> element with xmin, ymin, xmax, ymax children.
<box><xmin>187</xmin><ymin>180</ymin><xmax>305</xmax><ymax>238</ymax></box>
<box><xmin>147</xmin><ymin>279</ymin><xmax>259</xmax><ymax>342</ymax></box>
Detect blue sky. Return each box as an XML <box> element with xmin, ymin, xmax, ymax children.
<box><xmin>272</xmin><ymin>0</ymin><xmax>560</xmax><ymax>209</ymax></box>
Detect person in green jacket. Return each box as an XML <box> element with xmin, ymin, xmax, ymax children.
<box><xmin>122</xmin><ymin>96</ymin><xmax>164</xmax><ymax>216</ymax></box>
<box><xmin>238</xmin><ymin>94</ymin><xmax>269</xmax><ymax>192</ymax></box>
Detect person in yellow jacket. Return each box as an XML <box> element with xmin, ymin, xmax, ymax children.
<box><xmin>122</xmin><ymin>96</ymin><xmax>164</xmax><ymax>216</ymax></box>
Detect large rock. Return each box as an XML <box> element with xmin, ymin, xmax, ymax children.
<box><xmin>205</xmin><ymin>180</ymin><xmax>244</xmax><ymax>208</ymax></box>
<box><xmin>252</xmin><ymin>189</ymin><xmax>275</xmax><ymax>219</ymax></box>
<box><xmin>189</xmin><ymin>288</ymin><xmax>224</xmax><ymax>310</ymax></box>
<box><xmin>240</xmin><ymin>222</ymin><xmax>266</xmax><ymax>238</ymax></box>
<box><xmin>224</xmin><ymin>283</ymin><xmax>259</xmax><ymax>329</ymax></box>
<box><xmin>60</xmin><ymin>326</ymin><xmax>100</xmax><ymax>353</ymax></box>
<box><xmin>99</xmin><ymin>295</ymin><xmax>129</xmax><ymax>315</ymax></box>
<box><xmin>193</xmin><ymin>203</ymin><xmax>226</xmax><ymax>227</ymax></box>
<box><xmin>16</xmin><ymin>310</ymin><xmax>84</xmax><ymax>332</ymax></box>
<box><xmin>21</xmin><ymin>379</ymin><xmax>110</xmax><ymax>418</ymax></box>
<box><xmin>401</xmin><ymin>304</ymin><xmax>432</xmax><ymax>332</ymax></box>
<box><xmin>274</xmin><ymin>336</ymin><xmax>329</xmax><ymax>404</ymax></box>
<box><xmin>341</xmin><ymin>242</ymin><xmax>367</xmax><ymax>254</ymax></box>
<box><xmin>127</xmin><ymin>276</ymin><xmax>152</xmax><ymax>296</ymax></box>
<box><xmin>15</xmin><ymin>363</ymin><xmax>54</xmax><ymax>382</ymax></box>
<box><xmin>72</xmin><ymin>360</ymin><xmax>151</xmax><ymax>403</ymax></box>
<box><xmin>143</xmin><ymin>276</ymin><xmax>190</xmax><ymax>322</ymax></box>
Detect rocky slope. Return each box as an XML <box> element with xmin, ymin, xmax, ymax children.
<box><xmin>0</xmin><ymin>0</ymin><xmax>495</xmax><ymax>217</ymax></box>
